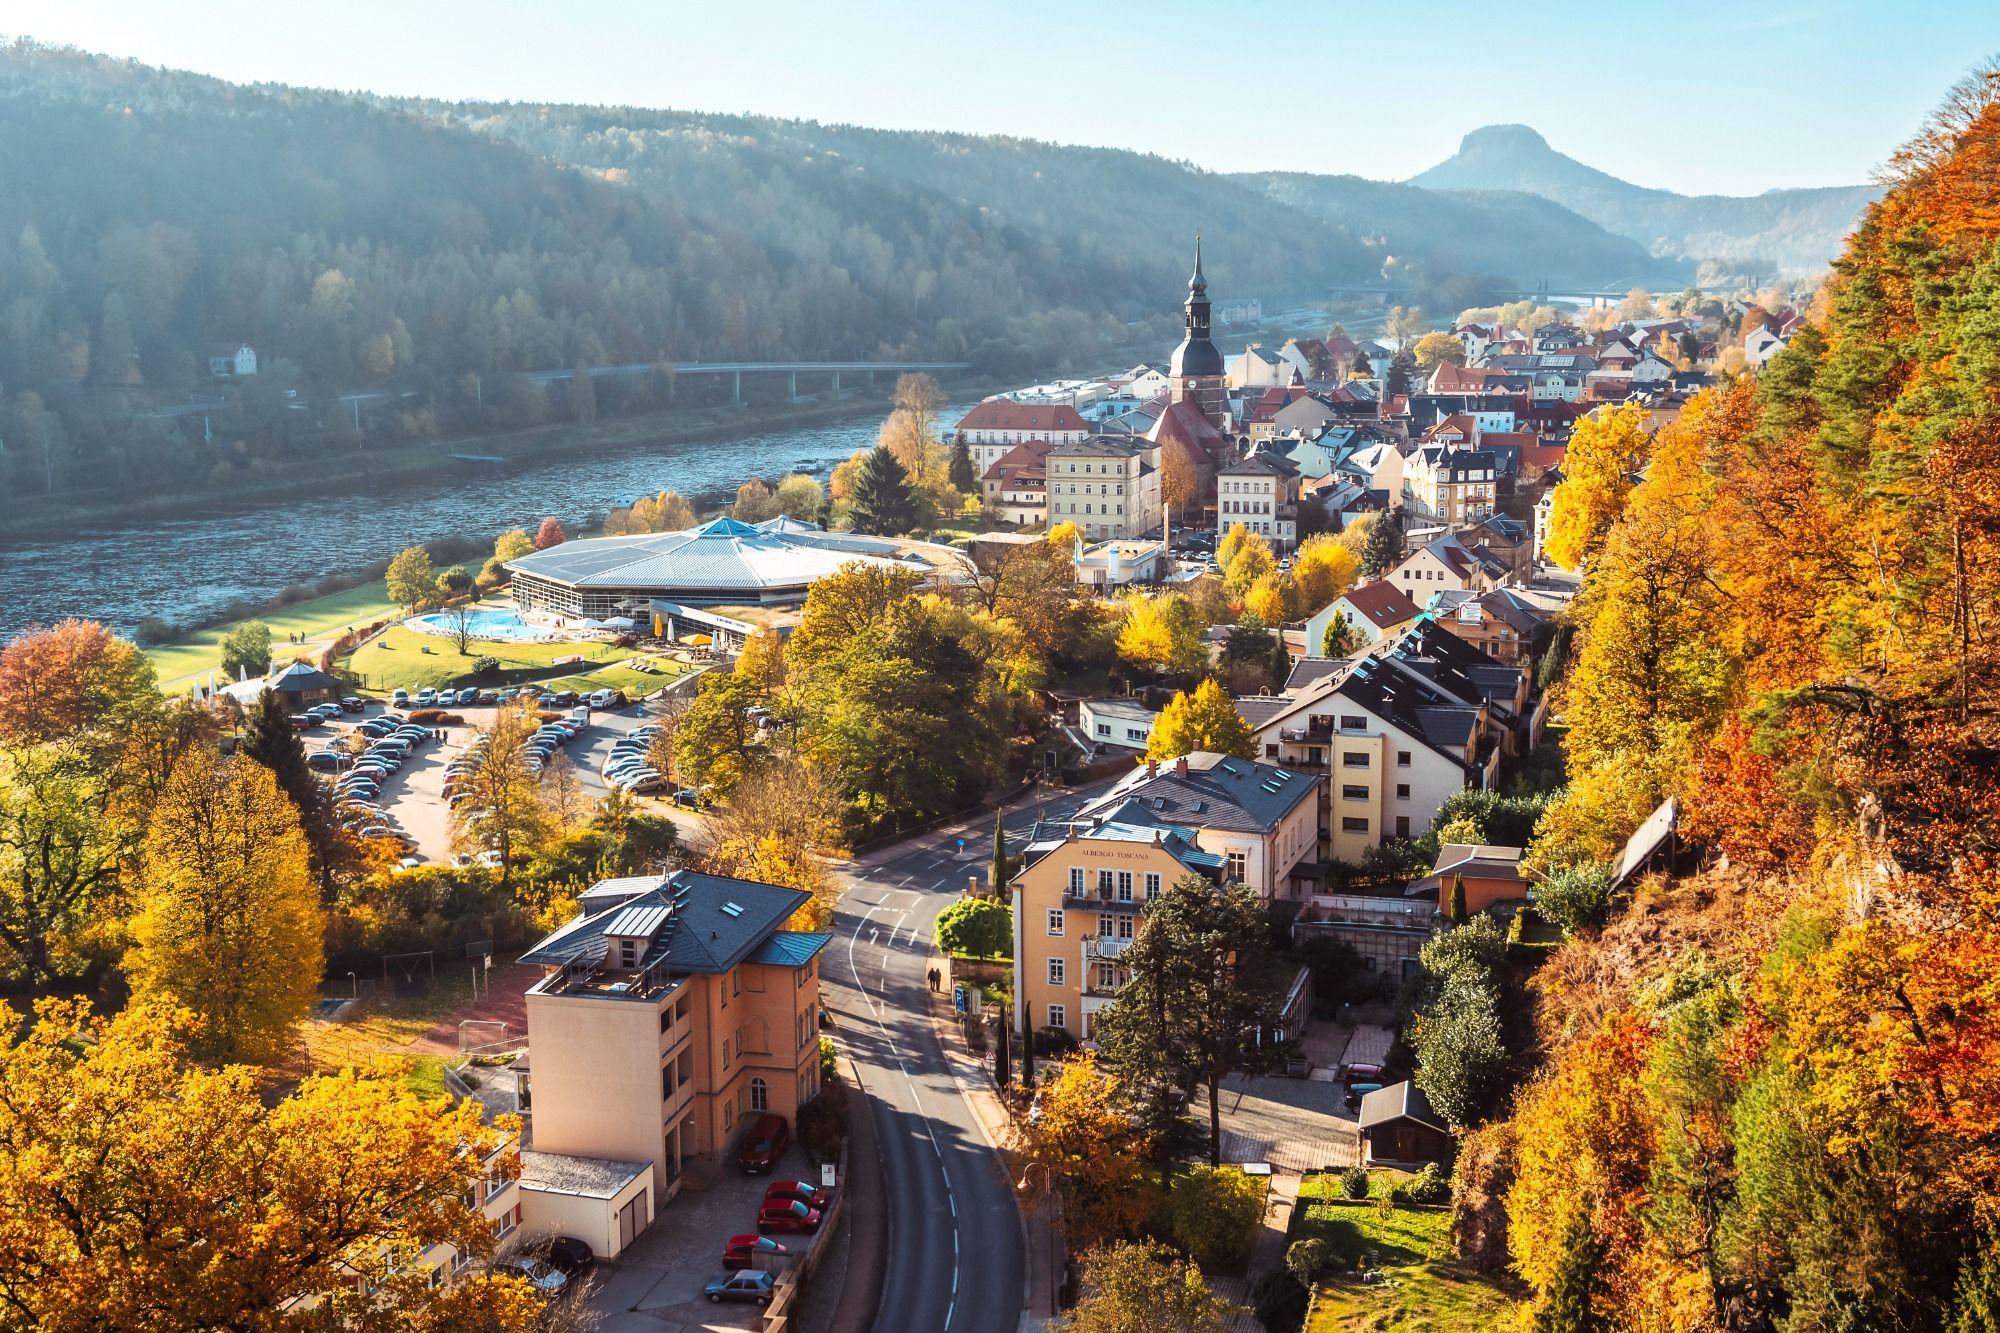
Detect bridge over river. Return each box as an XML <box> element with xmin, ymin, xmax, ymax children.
<box><xmin>518</xmin><ymin>359</ymin><xmax>974</xmax><ymax>404</ymax></box>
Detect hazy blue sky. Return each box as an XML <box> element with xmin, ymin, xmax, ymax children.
<box><xmin>14</xmin><ymin>1</ymin><xmax>1997</xmax><ymax>193</ymax></box>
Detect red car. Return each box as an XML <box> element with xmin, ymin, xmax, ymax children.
<box><xmin>734</xmin><ymin>1114</ymin><xmax>791</xmax><ymax>1175</ymax></box>
<box><xmin>764</xmin><ymin>1179</ymin><xmax>835</xmax><ymax>1212</ymax></box>
<box><xmin>755</xmin><ymin>1199</ymin><xmax>822</xmax><ymax>1235</ymax></box>
<box><xmin>721</xmin><ymin>1234</ymin><xmax>790</xmax><ymax>1271</ymax></box>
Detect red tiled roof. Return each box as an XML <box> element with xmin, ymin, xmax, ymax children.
<box><xmin>954</xmin><ymin>400</ymin><xmax>1089</xmax><ymax>434</ymax></box>
<box><xmin>1341</xmin><ymin>580</ymin><xmax>1421</xmax><ymax>628</ymax></box>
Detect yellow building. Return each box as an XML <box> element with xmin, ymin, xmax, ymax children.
<box><xmin>1008</xmin><ymin>815</ymin><xmax>1225</xmax><ymax>1044</ymax></box>
<box><xmin>518</xmin><ymin>871</ymin><xmax>829</xmax><ymax>1209</ymax></box>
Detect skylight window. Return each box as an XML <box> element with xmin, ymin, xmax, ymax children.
<box><xmin>721</xmin><ymin>902</ymin><xmax>745</xmax><ymax>918</ymax></box>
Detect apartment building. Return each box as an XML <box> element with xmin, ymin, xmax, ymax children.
<box><xmin>953</xmin><ymin>399</ymin><xmax>1091</xmax><ymax>474</ymax></box>
<box><xmin>1244</xmin><ymin>655</ymin><xmax>1501</xmax><ymax>864</ymax></box>
<box><xmin>1402</xmin><ymin>445</ymin><xmax>1499</xmax><ymax>527</ymax></box>
<box><xmin>1009</xmin><ymin>814</ymin><xmax>1224</xmax><ymax>1044</ymax></box>
<box><xmin>1073</xmin><ymin>752</ymin><xmax>1324</xmax><ymax>900</ymax></box>
<box><xmin>518</xmin><ymin>871</ymin><xmax>830</xmax><ymax>1208</ymax></box>
<box><xmin>1215</xmin><ymin>450</ymin><xmax>1301</xmax><ymax>550</ymax></box>
<box><xmin>1046</xmin><ymin>436</ymin><xmax>1162</xmax><ymax>540</ymax></box>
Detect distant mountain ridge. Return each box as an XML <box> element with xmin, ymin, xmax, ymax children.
<box><xmin>1408</xmin><ymin>123</ymin><xmax>1880</xmax><ymax>276</ymax></box>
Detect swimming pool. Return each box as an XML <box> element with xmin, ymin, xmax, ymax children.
<box><xmin>405</xmin><ymin>608</ymin><xmax>553</xmax><ymax>642</ymax></box>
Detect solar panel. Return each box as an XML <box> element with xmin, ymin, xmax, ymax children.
<box><xmin>604</xmin><ymin>903</ymin><xmax>670</xmax><ymax>940</ymax></box>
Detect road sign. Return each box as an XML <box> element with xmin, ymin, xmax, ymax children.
<box><xmin>953</xmin><ymin>984</ymin><xmax>967</xmax><ymax>1014</ymax></box>
<box><xmin>820</xmin><ymin>1163</ymin><xmax>837</xmax><ymax>1189</ymax></box>
<box><xmin>956</xmin><ymin>837</ymin><xmax>965</xmax><ymax>853</ymax></box>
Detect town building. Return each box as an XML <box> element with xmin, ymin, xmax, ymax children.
<box><xmin>516</xmin><ymin>870</ymin><xmax>830</xmax><ymax>1208</ymax></box>
<box><xmin>1045</xmin><ymin>436</ymin><xmax>1162</xmax><ymax>540</ymax></box>
<box><xmin>1402</xmin><ymin>446</ymin><xmax>1498</xmax><ymax>527</ymax></box>
<box><xmin>980</xmin><ymin>438</ymin><xmax>1053</xmax><ymax>526</ymax></box>
<box><xmin>1387</xmin><ymin>532</ymin><xmax>1511</xmax><ymax>602</ymax></box>
<box><xmin>1167</xmin><ymin>239</ymin><xmax>1228</xmax><ymax>435</ymax></box>
<box><xmin>1215</xmin><ymin>449</ymin><xmax>1301</xmax><ymax>550</ymax></box>
<box><xmin>1074</xmin><ymin>538</ymin><xmax>1167</xmax><ymax>590</ymax></box>
<box><xmin>208</xmin><ymin>343</ymin><xmax>258</xmax><ymax>377</ymax></box>
<box><xmin>1359</xmin><ymin>1081</ymin><xmax>1451</xmax><ymax>1167</ymax></box>
<box><xmin>1076</xmin><ymin>697</ymin><xmax>1160</xmax><ymax>751</ymax></box>
<box><xmin>1412</xmin><ymin>843</ymin><xmax>1532</xmax><ymax>918</ymax></box>
<box><xmin>1302</xmin><ymin>580</ymin><xmax>1420</xmax><ymax>657</ymax></box>
<box><xmin>952</xmin><ymin>399</ymin><xmax>1091</xmax><ymax>475</ymax></box>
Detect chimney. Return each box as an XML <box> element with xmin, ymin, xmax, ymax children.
<box><xmin>1147</xmin><ymin>759</ymin><xmax>1158</xmax><ymax>778</ymax></box>
<box><xmin>1174</xmin><ymin>756</ymin><xmax>1190</xmax><ymax>778</ymax></box>
<box><xmin>970</xmin><ymin>875</ymin><xmax>982</xmax><ymax>898</ymax></box>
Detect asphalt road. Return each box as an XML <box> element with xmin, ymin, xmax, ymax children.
<box><xmin>822</xmin><ymin>783</ymin><xmax>1110</xmax><ymax>1333</ymax></box>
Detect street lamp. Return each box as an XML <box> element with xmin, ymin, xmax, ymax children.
<box><xmin>347</xmin><ymin>971</ymin><xmax>358</xmax><ymax>1000</ymax></box>
<box><xmin>1016</xmin><ymin>1161</ymin><xmax>1062</xmax><ymax>1317</ymax></box>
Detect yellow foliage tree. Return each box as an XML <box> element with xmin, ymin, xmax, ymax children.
<box><xmin>1015</xmin><ymin>1054</ymin><xmax>1156</xmax><ymax>1249</ymax></box>
<box><xmin>1222</xmin><ymin>529</ymin><xmax>1276</xmax><ymax>599</ymax></box>
<box><xmin>1146</xmin><ymin>679</ymin><xmax>1255</xmax><ymax>761</ymax></box>
<box><xmin>0</xmin><ymin>997</ymin><xmax>543</xmax><ymax>1331</ymax></box>
<box><xmin>1544</xmin><ymin>402</ymin><xmax>1653</xmax><ymax>570</ymax></box>
<box><xmin>1290</xmin><ymin>533</ymin><xmax>1359</xmax><ymax>615</ymax></box>
<box><xmin>1243</xmin><ymin>571</ymin><xmax>1290</xmax><ymax>626</ymax></box>
<box><xmin>1047</xmin><ymin>520</ymin><xmax>1083</xmax><ymax>554</ymax></box>
<box><xmin>735</xmin><ymin>627</ymin><xmax>787</xmax><ymax>690</ymax></box>
<box><xmin>127</xmin><ymin>750</ymin><xmax>324</xmax><ymax>1065</ymax></box>
<box><xmin>1116</xmin><ymin>593</ymin><xmax>1203</xmax><ymax>677</ymax></box>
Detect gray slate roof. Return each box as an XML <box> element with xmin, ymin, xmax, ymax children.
<box><xmin>518</xmin><ymin>869</ymin><xmax>810</xmax><ymax>973</ymax></box>
<box><xmin>1078</xmin><ymin>751</ymin><xmax>1318</xmax><ymax>835</ymax></box>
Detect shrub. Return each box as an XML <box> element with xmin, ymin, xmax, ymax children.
<box><xmin>472</xmin><ymin>655</ymin><xmax>500</xmax><ymax>677</ymax></box>
<box><xmin>132</xmin><ymin>616</ymin><xmax>176</xmax><ymax>646</ymax></box>
<box><xmin>1536</xmin><ymin>861</ymin><xmax>1615</xmax><ymax>937</ymax></box>
<box><xmin>935</xmin><ymin>897</ymin><xmax>1011</xmax><ymax>959</ymax></box>
<box><xmin>1285</xmin><ymin>1237</ymin><xmax>1329</xmax><ymax>1286</ymax></box>
<box><xmin>1391</xmin><ymin>1161</ymin><xmax>1449</xmax><ymax>1206</ymax></box>
<box><xmin>796</xmin><ymin>1075</ymin><xmax>849</xmax><ymax>1162</ymax></box>
<box><xmin>1250</xmin><ymin>1268</ymin><xmax>1310</xmax><ymax>1333</ymax></box>
<box><xmin>407</xmin><ymin>709</ymin><xmax>446</xmax><ymax>724</ymax></box>
<box><xmin>1341</xmin><ymin>1164</ymin><xmax>1372</xmax><ymax>1200</ymax></box>
<box><xmin>1167</xmin><ymin>1164</ymin><xmax>1265</xmax><ymax>1269</ymax></box>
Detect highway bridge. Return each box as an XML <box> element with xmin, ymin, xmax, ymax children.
<box><xmin>519</xmin><ymin>359</ymin><xmax>974</xmax><ymax>403</ymax></box>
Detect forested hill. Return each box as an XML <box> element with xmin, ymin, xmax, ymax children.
<box><xmin>1409</xmin><ymin>123</ymin><xmax>1880</xmax><ymax>278</ymax></box>
<box><xmin>0</xmin><ymin>41</ymin><xmax>1669</xmax><ymax>507</ymax></box>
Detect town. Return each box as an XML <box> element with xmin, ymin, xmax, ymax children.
<box><xmin>2</xmin><ymin>20</ymin><xmax>1997</xmax><ymax>1333</ymax></box>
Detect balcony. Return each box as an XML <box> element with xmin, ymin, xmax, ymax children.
<box><xmin>1082</xmin><ymin>936</ymin><xmax>1134</xmax><ymax>961</ymax></box>
<box><xmin>1063</xmin><ymin>885</ymin><xmax>1136</xmax><ymax>909</ymax></box>
<box><xmin>1279</xmin><ymin>718</ymin><xmax>1334</xmax><ymax>744</ymax></box>
<box><xmin>536</xmin><ymin>950</ymin><xmax>685</xmax><ymax>1003</ymax></box>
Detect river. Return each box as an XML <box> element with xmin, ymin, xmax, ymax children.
<box><xmin>0</xmin><ymin>405</ymin><xmax>972</xmax><ymax>640</ymax></box>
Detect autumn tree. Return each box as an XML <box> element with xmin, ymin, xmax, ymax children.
<box><xmin>0</xmin><ymin>619</ymin><xmax>159</xmax><ymax>748</ymax></box>
<box><xmin>385</xmin><ymin>545</ymin><xmax>438</xmax><ymax>612</ymax></box>
<box><xmin>935</xmin><ymin>896</ymin><xmax>1011</xmax><ymax>960</ymax></box>
<box><xmin>1014</xmin><ymin>1054</ymin><xmax>1156</xmax><ymax>1250</ymax></box>
<box><xmin>1384</xmin><ymin>305</ymin><xmax>1427</xmax><ymax>351</ymax></box>
<box><xmin>774</xmin><ymin>473</ymin><xmax>823</xmax><ymax>521</ymax></box>
<box><xmin>1543</xmin><ymin>402</ymin><xmax>1651</xmax><ymax>570</ymax></box>
<box><xmin>785</xmin><ymin>562</ymin><xmax>925</xmax><ymax>671</ymax></box>
<box><xmin>673</xmin><ymin>668</ymin><xmax>770</xmax><ymax>801</ymax></box>
<box><xmin>493</xmin><ymin>528</ymin><xmax>535</xmax><ymax>563</ymax></box>
<box><xmin>1158</xmin><ymin>437</ymin><xmax>1204</xmax><ymax>519</ymax></box>
<box><xmin>243</xmin><ymin>688</ymin><xmax>341</xmax><ymax>895</ymax></box>
<box><xmin>1290</xmin><ymin>533</ymin><xmax>1359</xmax><ymax>614</ymax></box>
<box><xmin>733</xmin><ymin>476</ymin><xmax>780</xmax><ymax>522</ymax></box>
<box><xmin>1095</xmin><ymin>874</ymin><xmax>1283</xmax><ymax>1164</ymax></box>
<box><xmin>449</xmin><ymin>703</ymin><xmax>552</xmax><ymax>881</ymax></box>
<box><xmin>1146</xmin><ymin>680</ymin><xmax>1255</xmax><ymax>762</ymax></box>
<box><xmin>0</xmin><ymin>997</ymin><xmax>542</xmax><ymax>1332</ymax></box>
<box><xmin>533</xmin><ymin>516</ymin><xmax>567</xmax><ymax>549</ymax></box>
<box><xmin>0</xmin><ymin>744</ymin><xmax>128</xmax><ymax>991</ymax></box>
<box><xmin>1065</xmin><ymin>1240</ymin><xmax>1238</xmax><ymax>1333</ymax></box>
<box><xmin>735</xmin><ymin>627</ymin><xmax>788</xmax><ymax>690</ymax></box>
<box><xmin>1413</xmin><ymin>330</ymin><xmax>1465</xmax><ymax>370</ymax></box>
<box><xmin>701</xmin><ymin>765</ymin><xmax>843</xmax><ymax>931</ymax></box>
<box><xmin>1321</xmin><ymin>610</ymin><xmax>1364</xmax><ymax>658</ymax></box>
<box><xmin>127</xmin><ymin>749</ymin><xmax>324</xmax><ymax>1064</ymax></box>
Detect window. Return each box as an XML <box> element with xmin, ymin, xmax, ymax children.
<box><xmin>1342</xmin><ymin>752</ymin><xmax>1370</xmax><ymax>768</ymax></box>
<box><xmin>1097</xmin><ymin>914</ymin><xmax>1113</xmax><ymax>937</ymax></box>
<box><xmin>1047</xmin><ymin>908</ymin><xmax>1065</xmax><ymax>936</ymax></box>
<box><xmin>619</xmin><ymin>939</ymin><xmax>637</xmax><ymax>968</ymax></box>
<box><xmin>1342</xmin><ymin>817</ymin><xmax>1370</xmax><ymax>833</ymax></box>
<box><xmin>1095</xmin><ymin>723</ymin><xmax>1110</xmax><ymax>737</ymax></box>
<box><xmin>1342</xmin><ymin>784</ymin><xmax>1369</xmax><ymax>800</ymax></box>
<box><xmin>1047</xmin><ymin>1004</ymin><xmax>1067</xmax><ymax>1031</ymax></box>
<box><xmin>1143</xmin><ymin>872</ymin><xmax>1161</xmax><ymax>899</ymax></box>
<box><xmin>724</xmin><ymin>1103</ymin><xmax>734</xmax><ymax>1132</ymax></box>
<box><xmin>662</xmin><ymin>1066</ymin><xmax>675</xmax><ymax>1099</ymax></box>
<box><xmin>722</xmin><ymin>1038</ymin><xmax>731</xmax><ymax>1069</ymax></box>
<box><xmin>1395</xmin><ymin>783</ymin><xmax>1411</xmax><ymax>800</ymax></box>
<box><xmin>1226</xmin><ymin>850</ymin><xmax>1247</xmax><ymax>882</ymax></box>
<box><xmin>1396</xmin><ymin>815</ymin><xmax>1411</xmax><ymax>837</ymax></box>
<box><xmin>1118</xmin><ymin>914</ymin><xmax>1135</xmax><ymax>939</ymax></box>
<box><xmin>1338</xmin><ymin>714</ymin><xmax>1365</xmax><ymax>731</ymax></box>
<box><xmin>1116</xmin><ymin>871</ymin><xmax>1133</xmax><ymax>902</ymax></box>
<box><xmin>1097</xmin><ymin>869</ymin><xmax>1114</xmax><ymax>895</ymax></box>
<box><xmin>1069</xmin><ymin>867</ymin><xmax>1085</xmax><ymax>893</ymax></box>
<box><xmin>660</xmin><ymin>1008</ymin><xmax>673</xmax><ymax>1034</ymax></box>
<box><xmin>1397</xmin><ymin>750</ymin><xmax>1411</xmax><ymax>768</ymax></box>
<box><xmin>750</xmin><ymin>1078</ymin><xmax>768</xmax><ymax>1112</ymax></box>
<box><xmin>1048</xmin><ymin>957</ymin><xmax>1066</xmax><ymax>986</ymax></box>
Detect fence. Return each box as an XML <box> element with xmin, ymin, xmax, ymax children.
<box><xmin>759</xmin><ymin>1137</ymin><xmax>850</xmax><ymax>1332</ymax></box>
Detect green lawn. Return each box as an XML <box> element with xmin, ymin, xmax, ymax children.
<box><xmin>1296</xmin><ymin>1171</ymin><xmax>1524</xmax><ymax>1330</ymax></box>
<box><xmin>145</xmin><ymin>566</ymin><xmax>469</xmax><ymax>688</ymax></box>
<box><xmin>345</xmin><ymin>624</ymin><xmax>631</xmax><ymax>693</ymax></box>
<box><xmin>538</xmin><ymin>657</ymin><xmax>690</xmax><ymax>698</ymax></box>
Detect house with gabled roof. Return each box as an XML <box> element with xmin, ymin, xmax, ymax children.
<box><xmin>1303</xmin><ymin>580</ymin><xmax>1421</xmax><ymax>658</ymax></box>
<box><xmin>1388</xmin><ymin>531</ymin><xmax>1509</xmax><ymax>601</ymax></box>
<box><xmin>518</xmin><ymin>869</ymin><xmax>831</xmax><ymax>1206</ymax></box>
<box><xmin>954</xmin><ymin>399</ymin><xmax>1091</xmax><ymax>474</ymax></box>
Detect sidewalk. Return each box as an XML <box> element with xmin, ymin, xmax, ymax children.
<box><xmin>813</xmin><ymin>1054</ymin><xmax>887</xmax><ymax>1333</ymax></box>
<box><xmin>925</xmin><ymin>952</ymin><xmax>1061</xmax><ymax>1332</ymax></box>
<box><xmin>1210</xmin><ymin>1170</ymin><xmax>1301</xmax><ymax>1330</ymax></box>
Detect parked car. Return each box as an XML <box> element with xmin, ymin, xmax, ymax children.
<box><xmin>359</xmin><ymin>719</ymin><xmax>397</xmax><ymax>737</ymax></box>
<box><xmin>587</xmin><ymin>690</ymin><xmax>621</xmax><ymax>709</ymax></box>
<box><xmin>456</xmin><ymin>687</ymin><xmax>481</xmax><ymax>706</ymax></box>
<box><xmin>755</xmin><ymin>1199</ymin><xmax>821</xmax><ymax>1235</ymax></box>
<box><xmin>1344</xmin><ymin>1082</ymin><xmax>1384</xmax><ymax>1112</ymax></box>
<box><xmin>703</xmin><ymin>1270</ymin><xmax>775</xmax><ymax>1305</ymax></box>
<box><xmin>764</xmin><ymin>1179</ymin><xmax>835</xmax><ymax>1211</ymax></box>
<box><xmin>736</xmin><ymin>1114</ymin><xmax>790</xmax><ymax>1174</ymax></box>
<box><xmin>309</xmin><ymin>703</ymin><xmax>344</xmax><ymax>721</ymax></box>
<box><xmin>673</xmin><ymin>788</ymin><xmax>710</xmax><ymax>810</ymax></box>
<box><xmin>537</xmin><ymin>1235</ymin><xmax>594</xmax><ymax>1279</ymax></box>
<box><xmin>307</xmin><ymin>751</ymin><xmax>349</xmax><ymax>772</ymax></box>
<box><xmin>493</xmin><ymin>1254</ymin><xmax>569</xmax><ymax>1295</ymax></box>
<box><xmin>391</xmin><ymin>689</ymin><xmax>411</xmax><ymax>707</ymax></box>
<box><xmin>415</xmin><ymin>688</ymin><xmax>437</xmax><ymax>706</ymax></box>
<box><xmin>721</xmin><ymin>1234</ymin><xmax>790</xmax><ymax>1271</ymax></box>
<box><xmin>621</xmin><ymin>772</ymin><xmax>667</xmax><ymax>794</ymax></box>
<box><xmin>288</xmin><ymin>713</ymin><xmax>317</xmax><ymax>731</ymax></box>
<box><xmin>339</xmin><ymin>696</ymin><xmax>366</xmax><ymax>713</ymax></box>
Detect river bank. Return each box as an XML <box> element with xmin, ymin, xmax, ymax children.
<box><xmin>0</xmin><ymin>385</ymin><xmax>949</xmax><ymax>543</ymax></box>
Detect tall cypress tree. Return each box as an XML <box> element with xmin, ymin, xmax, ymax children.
<box><xmin>991</xmin><ymin>807</ymin><xmax>1007</xmax><ymax>899</ymax></box>
<box><xmin>949</xmin><ymin>438</ymin><xmax>978</xmax><ymax>493</ymax></box>
<box><xmin>1448</xmin><ymin>873</ymin><xmax>1469</xmax><ymax>925</ymax></box>
<box><xmin>849</xmin><ymin>444</ymin><xmax>919</xmax><ymax>536</ymax></box>
<box><xmin>243</xmin><ymin>689</ymin><xmax>338</xmax><ymax>897</ymax></box>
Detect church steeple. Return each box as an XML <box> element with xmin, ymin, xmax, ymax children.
<box><xmin>1184</xmin><ymin>233</ymin><xmax>1211</xmax><ymax>341</ymax></box>
<box><xmin>1167</xmin><ymin>231</ymin><xmax>1226</xmax><ymax>438</ymax></box>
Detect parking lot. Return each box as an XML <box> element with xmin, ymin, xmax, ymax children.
<box><xmin>296</xmin><ymin>695</ymin><xmax>692</xmax><ymax>866</ymax></box>
<box><xmin>586</xmin><ymin>1139</ymin><xmax>825</xmax><ymax>1332</ymax></box>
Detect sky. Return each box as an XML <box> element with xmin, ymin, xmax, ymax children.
<box><xmin>10</xmin><ymin>0</ymin><xmax>1998</xmax><ymax>194</ymax></box>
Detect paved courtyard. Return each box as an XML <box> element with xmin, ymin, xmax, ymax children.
<box><xmin>1215</xmin><ymin>1072</ymin><xmax>1359</xmax><ymax>1176</ymax></box>
<box><xmin>586</xmin><ymin>1139</ymin><xmax>825</xmax><ymax>1333</ymax></box>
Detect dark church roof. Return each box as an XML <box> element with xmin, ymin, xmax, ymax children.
<box><xmin>1169</xmin><ymin>238</ymin><xmax>1224</xmax><ymax>379</ymax></box>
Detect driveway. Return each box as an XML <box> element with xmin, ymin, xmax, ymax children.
<box><xmin>586</xmin><ymin>1139</ymin><xmax>823</xmax><ymax>1332</ymax></box>
<box><xmin>1215</xmin><ymin>1072</ymin><xmax>1360</xmax><ymax>1176</ymax></box>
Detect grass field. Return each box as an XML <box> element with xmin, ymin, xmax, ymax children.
<box><xmin>144</xmin><ymin>565</ymin><xmax>471</xmax><ymax>689</ymax></box>
<box><xmin>1296</xmin><ymin>1171</ymin><xmax>1523</xmax><ymax>1330</ymax></box>
<box><xmin>304</xmin><ymin>971</ymin><xmax>476</xmax><ymax>1096</ymax></box>
<box><xmin>346</xmin><ymin>624</ymin><xmax>653</xmax><ymax>693</ymax></box>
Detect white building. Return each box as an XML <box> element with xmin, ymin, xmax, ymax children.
<box><xmin>1078</xmin><ymin>697</ymin><xmax>1160</xmax><ymax>751</ymax></box>
<box><xmin>208</xmin><ymin>343</ymin><xmax>257</xmax><ymax>378</ymax></box>
<box><xmin>1215</xmin><ymin>450</ymin><xmax>1300</xmax><ymax>550</ymax></box>
<box><xmin>1046</xmin><ymin>437</ymin><xmax>1162</xmax><ymax>541</ymax></box>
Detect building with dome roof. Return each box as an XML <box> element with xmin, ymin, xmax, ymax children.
<box><xmin>504</xmin><ymin>516</ymin><xmax>972</xmax><ymax>648</ymax></box>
